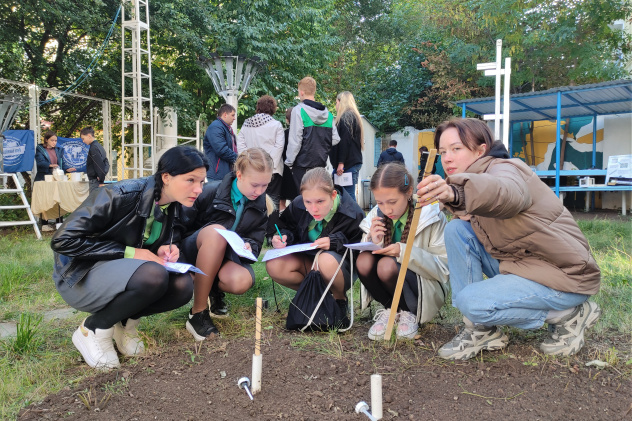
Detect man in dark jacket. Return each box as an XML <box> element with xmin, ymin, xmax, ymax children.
<box><xmin>204</xmin><ymin>104</ymin><xmax>238</xmax><ymax>180</ymax></box>
<box><xmin>81</xmin><ymin>126</ymin><xmax>109</xmax><ymax>192</ymax></box>
<box><xmin>285</xmin><ymin>77</ymin><xmax>340</xmax><ymax>189</ymax></box>
<box><xmin>377</xmin><ymin>140</ymin><xmax>405</xmax><ymax>167</ymax></box>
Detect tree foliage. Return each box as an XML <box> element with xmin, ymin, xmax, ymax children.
<box><xmin>0</xmin><ymin>0</ymin><xmax>629</xmax><ymax>138</ymax></box>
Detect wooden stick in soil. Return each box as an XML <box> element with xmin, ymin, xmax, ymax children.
<box><xmin>252</xmin><ymin>297</ymin><xmax>263</xmax><ymax>394</ymax></box>
<box><xmin>383</xmin><ymin>149</ymin><xmax>437</xmax><ymax>340</ymax></box>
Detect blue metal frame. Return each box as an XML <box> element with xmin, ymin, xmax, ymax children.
<box><xmin>555</xmin><ymin>91</ymin><xmax>561</xmax><ymax>196</ymax></box>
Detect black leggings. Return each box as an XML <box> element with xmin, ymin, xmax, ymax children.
<box><xmin>85</xmin><ymin>262</ymin><xmax>193</xmax><ymax>331</ymax></box>
<box><xmin>356</xmin><ymin>253</ymin><xmax>416</xmax><ymax>312</ymax></box>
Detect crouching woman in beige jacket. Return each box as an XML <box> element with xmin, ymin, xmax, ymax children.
<box><xmin>417</xmin><ymin>118</ymin><xmax>601</xmax><ymax>361</ymax></box>
<box><xmin>356</xmin><ymin>163</ymin><xmax>449</xmax><ymax>340</ymax></box>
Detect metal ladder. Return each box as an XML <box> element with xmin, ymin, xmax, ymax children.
<box><xmin>0</xmin><ymin>173</ymin><xmax>42</xmax><ymax>239</ymax></box>
<box><xmin>121</xmin><ymin>0</ymin><xmax>154</xmax><ymax>179</ymax></box>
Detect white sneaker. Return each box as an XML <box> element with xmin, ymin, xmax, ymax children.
<box><xmin>396</xmin><ymin>310</ymin><xmax>418</xmax><ymax>339</ymax></box>
<box><xmin>368</xmin><ymin>308</ymin><xmax>395</xmax><ymax>341</ymax></box>
<box><xmin>72</xmin><ymin>320</ymin><xmax>120</xmax><ymax>370</ymax></box>
<box><xmin>113</xmin><ymin>318</ymin><xmax>145</xmax><ymax>356</ymax></box>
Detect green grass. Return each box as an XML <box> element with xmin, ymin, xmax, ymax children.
<box><xmin>0</xmin><ymin>217</ymin><xmax>630</xmax><ymax>419</ymax></box>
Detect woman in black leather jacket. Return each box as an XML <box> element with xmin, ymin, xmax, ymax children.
<box><xmin>51</xmin><ymin>146</ymin><xmax>208</xmax><ymax>370</ymax></box>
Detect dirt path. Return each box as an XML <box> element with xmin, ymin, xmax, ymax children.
<box><xmin>19</xmin><ymin>322</ymin><xmax>632</xmax><ymax>420</ymax></box>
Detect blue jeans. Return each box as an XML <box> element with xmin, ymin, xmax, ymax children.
<box><xmin>445</xmin><ymin>219</ymin><xmax>589</xmax><ymax>329</ymax></box>
<box><xmin>335</xmin><ymin>163</ymin><xmax>361</xmax><ymax>201</ymax></box>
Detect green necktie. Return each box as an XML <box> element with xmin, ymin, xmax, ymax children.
<box><xmin>308</xmin><ymin>220</ymin><xmax>323</xmax><ymax>242</ymax></box>
<box><xmin>392</xmin><ymin>220</ymin><xmax>403</xmax><ymax>243</ymax></box>
<box><xmin>231</xmin><ymin>196</ymin><xmax>247</xmax><ymax>231</ymax></box>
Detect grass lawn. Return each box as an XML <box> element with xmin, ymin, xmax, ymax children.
<box><xmin>0</xmin><ymin>218</ymin><xmax>630</xmax><ymax>419</ymax></box>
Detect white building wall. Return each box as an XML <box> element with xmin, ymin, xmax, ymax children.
<box><xmin>602</xmin><ymin>114</ymin><xmax>632</xmax><ymax>212</ymax></box>
<box><xmin>358</xmin><ymin>116</ymin><xmax>377</xmax><ymax>209</ymax></box>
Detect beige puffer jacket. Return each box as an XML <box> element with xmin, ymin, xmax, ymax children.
<box><xmin>359</xmin><ymin>202</ymin><xmax>450</xmax><ymax>324</ymax></box>
<box><xmin>445</xmin><ymin>156</ymin><xmax>600</xmax><ymax>295</ymax></box>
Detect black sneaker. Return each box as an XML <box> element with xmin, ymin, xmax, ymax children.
<box><xmin>185</xmin><ymin>309</ymin><xmax>220</xmax><ymax>341</ymax></box>
<box><xmin>209</xmin><ymin>286</ymin><xmax>229</xmax><ymax>317</ymax></box>
<box><xmin>336</xmin><ymin>299</ymin><xmax>350</xmax><ymax>329</ymax></box>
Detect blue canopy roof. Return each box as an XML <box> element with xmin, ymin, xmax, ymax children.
<box><xmin>455</xmin><ymin>79</ymin><xmax>632</xmax><ymax>122</ymax></box>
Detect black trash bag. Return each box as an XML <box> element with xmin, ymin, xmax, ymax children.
<box><xmin>286</xmin><ymin>269</ymin><xmax>346</xmax><ymax>331</ymax></box>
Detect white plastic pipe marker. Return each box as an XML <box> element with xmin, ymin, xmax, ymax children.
<box><xmin>251</xmin><ymin>297</ymin><xmax>263</xmax><ymax>394</ymax></box>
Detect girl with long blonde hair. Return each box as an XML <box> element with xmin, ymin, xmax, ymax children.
<box><xmin>330</xmin><ymin>91</ymin><xmax>364</xmax><ymax>200</ymax></box>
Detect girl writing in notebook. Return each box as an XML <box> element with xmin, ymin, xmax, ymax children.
<box><xmin>356</xmin><ymin>162</ymin><xmax>449</xmax><ymax>340</ymax></box>
<box><xmin>266</xmin><ymin>167</ymin><xmax>364</xmax><ymax>327</ymax></box>
<box><xmin>178</xmin><ymin>148</ymin><xmax>273</xmax><ymax>340</ymax></box>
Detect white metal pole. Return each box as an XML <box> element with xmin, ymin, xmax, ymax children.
<box><xmin>494</xmin><ymin>39</ymin><xmax>502</xmax><ymax>141</ymax></box>
<box><xmin>502</xmin><ymin>57</ymin><xmax>512</xmax><ymax>149</ymax></box>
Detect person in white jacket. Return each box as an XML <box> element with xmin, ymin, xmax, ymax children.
<box><xmin>356</xmin><ymin>163</ymin><xmax>450</xmax><ymax>340</ymax></box>
<box><xmin>237</xmin><ymin>95</ymin><xmax>285</xmax><ymax>207</ymax></box>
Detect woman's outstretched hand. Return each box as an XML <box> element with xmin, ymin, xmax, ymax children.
<box><xmin>416</xmin><ymin>175</ymin><xmax>454</xmax><ymax>206</ymax></box>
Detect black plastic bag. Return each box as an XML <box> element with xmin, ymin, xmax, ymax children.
<box><xmin>286</xmin><ymin>269</ymin><xmax>346</xmax><ymax>331</ymax></box>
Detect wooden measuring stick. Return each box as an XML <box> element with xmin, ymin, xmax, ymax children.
<box><xmin>255</xmin><ymin>297</ymin><xmax>262</xmax><ymax>356</ymax></box>
<box><xmin>383</xmin><ymin>149</ymin><xmax>437</xmax><ymax>340</ymax></box>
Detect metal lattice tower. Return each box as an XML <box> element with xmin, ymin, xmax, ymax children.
<box><xmin>121</xmin><ymin>0</ymin><xmax>154</xmax><ymax>179</ymax></box>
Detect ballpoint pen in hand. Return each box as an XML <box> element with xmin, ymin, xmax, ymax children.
<box><xmin>274</xmin><ymin>224</ymin><xmax>286</xmax><ymax>244</ymax></box>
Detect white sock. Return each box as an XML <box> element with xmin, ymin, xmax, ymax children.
<box><xmin>545</xmin><ymin>307</ymin><xmax>575</xmax><ymax>324</ymax></box>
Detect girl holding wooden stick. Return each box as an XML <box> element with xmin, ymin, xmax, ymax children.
<box><xmin>356</xmin><ymin>163</ymin><xmax>449</xmax><ymax>340</ymax></box>
<box><xmin>417</xmin><ymin>118</ymin><xmax>601</xmax><ymax>360</ymax></box>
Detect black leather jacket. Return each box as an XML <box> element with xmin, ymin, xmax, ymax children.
<box><xmin>178</xmin><ymin>172</ymin><xmax>268</xmax><ymax>258</ymax></box>
<box><xmin>278</xmin><ymin>186</ymin><xmax>364</xmax><ymax>255</ymax></box>
<box><xmin>51</xmin><ymin>176</ymin><xmax>181</xmax><ymax>287</ymax></box>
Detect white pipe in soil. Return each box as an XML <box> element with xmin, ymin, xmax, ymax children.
<box><xmin>371</xmin><ymin>374</ymin><xmax>383</xmax><ymax>420</ymax></box>
<box><xmin>355</xmin><ymin>401</ymin><xmax>378</xmax><ymax>421</ymax></box>
<box><xmin>252</xmin><ymin>297</ymin><xmax>263</xmax><ymax>394</ymax></box>
<box><xmin>252</xmin><ymin>353</ymin><xmax>262</xmax><ymax>394</ymax></box>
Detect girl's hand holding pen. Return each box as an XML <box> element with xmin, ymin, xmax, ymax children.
<box><xmin>271</xmin><ymin>234</ymin><xmax>287</xmax><ymax>249</ymax></box>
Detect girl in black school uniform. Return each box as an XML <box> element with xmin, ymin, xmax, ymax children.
<box><xmin>266</xmin><ymin>167</ymin><xmax>365</xmax><ymax>324</ymax></box>
<box><xmin>179</xmin><ymin>148</ymin><xmax>273</xmax><ymax>340</ymax></box>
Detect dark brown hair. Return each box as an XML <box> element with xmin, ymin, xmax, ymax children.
<box><xmin>285</xmin><ymin>107</ymin><xmax>293</xmax><ymax>123</ymax></box>
<box><xmin>370</xmin><ymin>163</ymin><xmax>414</xmax><ymax>246</ymax></box>
<box><xmin>42</xmin><ymin>130</ymin><xmax>57</xmax><ymax>146</ymax></box>
<box><xmin>434</xmin><ymin>118</ymin><xmax>493</xmax><ymax>153</ymax></box>
<box><xmin>255</xmin><ymin>95</ymin><xmax>277</xmax><ymax>116</ymax></box>
<box><xmin>218</xmin><ymin>103</ymin><xmax>236</xmax><ymax>118</ymax></box>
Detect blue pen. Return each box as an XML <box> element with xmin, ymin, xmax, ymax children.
<box><xmin>274</xmin><ymin>224</ymin><xmax>285</xmax><ymax>244</ymax></box>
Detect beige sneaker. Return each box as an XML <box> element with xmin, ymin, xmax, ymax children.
<box><xmin>72</xmin><ymin>319</ymin><xmax>120</xmax><ymax>370</ymax></box>
<box><xmin>113</xmin><ymin>318</ymin><xmax>145</xmax><ymax>356</ymax></box>
<box><xmin>438</xmin><ymin>317</ymin><xmax>508</xmax><ymax>360</ymax></box>
<box><xmin>368</xmin><ymin>308</ymin><xmax>394</xmax><ymax>341</ymax></box>
<box><xmin>396</xmin><ymin>310</ymin><xmax>418</xmax><ymax>339</ymax></box>
<box><xmin>540</xmin><ymin>301</ymin><xmax>600</xmax><ymax>356</ymax></box>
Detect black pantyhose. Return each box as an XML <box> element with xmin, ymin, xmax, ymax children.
<box><xmin>84</xmin><ymin>262</ymin><xmax>193</xmax><ymax>331</ymax></box>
